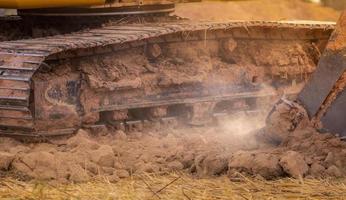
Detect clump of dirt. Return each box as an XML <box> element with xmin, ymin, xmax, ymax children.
<box><xmin>235</xmin><ymin>99</ymin><xmax>346</xmax><ymax>179</ymax></box>
<box><xmin>0</xmin><ymin>105</ymin><xmax>345</xmax><ymax>183</ymax></box>
<box><xmin>175</xmin><ymin>0</ymin><xmax>339</xmax><ymax>22</ymax></box>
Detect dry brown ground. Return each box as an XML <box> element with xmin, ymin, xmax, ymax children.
<box><xmin>1</xmin><ymin>174</ymin><xmax>346</xmax><ymax>200</ymax></box>
<box><xmin>174</xmin><ymin>0</ymin><xmax>340</xmax><ymax>21</ymax></box>
<box><xmin>0</xmin><ymin>110</ymin><xmax>345</xmax><ymax>183</ymax></box>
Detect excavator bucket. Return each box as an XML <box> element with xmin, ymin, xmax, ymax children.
<box><xmin>298</xmin><ymin>11</ymin><xmax>346</xmax><ymax>137</ymax></box>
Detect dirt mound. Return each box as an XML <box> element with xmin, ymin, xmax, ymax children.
<box><xmin>227</xmin><ymin>126</ymin><xmax>346</xmax><ymax>179</ymax></box>
<box><xmin>175</xmin><ymin>0</ymin><xmax>339</xmax><ymax>21</ymax></box>
<box><xmin>244</xmin><ymin>100</ymin><xmax>346</xmax><ymax>179</ymax></box>
<box><xmin>0</xmin><ymin>105</ymin><xmax>345</xmax><ymax>183</ymax></box>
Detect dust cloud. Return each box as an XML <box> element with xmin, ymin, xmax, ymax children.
<box><xmin>220</xmin><ymin>112</ymin><xmax>265</xmax><ymax>137</ymax></box>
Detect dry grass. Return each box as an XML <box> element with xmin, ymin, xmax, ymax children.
<box><xmin>0</xmin><ymin>173</ymin><xmax>345</xmax><ymax>200</ymax></box>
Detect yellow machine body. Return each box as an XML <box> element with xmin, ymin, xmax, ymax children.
<box><xmin>0</xmin><ymin>0</ymin><xmax>106</xmax><ymax>9</ymax></box>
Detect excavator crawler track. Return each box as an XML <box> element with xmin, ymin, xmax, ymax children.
<box><xmin>0</xmin><ymin>21</ymin><xmax>335</xmax><ymax>138</ymax></box>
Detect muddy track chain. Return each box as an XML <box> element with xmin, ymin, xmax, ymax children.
<box><xmin>0</xmin><ymin>21</ymin><xmax>335</xmax><ymax>138</ymax></box>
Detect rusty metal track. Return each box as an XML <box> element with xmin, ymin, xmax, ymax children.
<box><xmin>0</xmin><ymin>20</ymin><xmax>335</xmax><ymax>137</ymax></box>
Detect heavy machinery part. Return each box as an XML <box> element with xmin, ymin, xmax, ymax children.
<box><xmin>0</xmin><ymin>0</ymin><xmax>174</xmax><ymax>17</ymax></box>
<box><xmin>0</xmin><ymin>21</ymin><xmax>334</xmax><ymax>138</ymax></box>
<box><xmin>0</xmin><ymin>0</ymin><xmax>106</xmax><ymax>9</ymax></box>
<box><xmin>18</xmin><ymin>3</ymin><xmax>175</xmax><ymax>16</ymax></box>
<box><xmin>298</xmin><ymin>11</ymin><xmax>346</xmax><ymax>137</ymax></box>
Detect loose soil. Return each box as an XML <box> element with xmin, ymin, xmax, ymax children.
<box><xmin>0</xmin><ymin>106</ymin><xmax>345</xmax><ymax>183</ymax></box>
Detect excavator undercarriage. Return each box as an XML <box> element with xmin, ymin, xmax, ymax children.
<box><xmin>0</xmin><ymin>20</ymin><xmax>335</xmax><ymax>138</ymax></box>
<box><xmin>3</xmin><ymin>0</ymin><xmax>346</xmax><ymax>139</ymax></box>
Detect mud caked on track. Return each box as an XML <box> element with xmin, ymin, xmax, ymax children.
<box><xmin>0</xmin><ymin>21</ymin><xmax>334</xmax><ymax>136</ymax></box>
